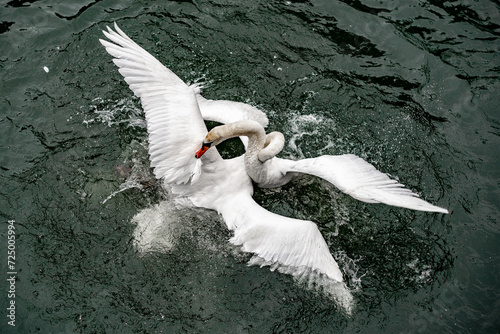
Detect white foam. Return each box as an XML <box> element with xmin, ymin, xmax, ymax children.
<box><xmin>83</xmin><ymin>97</ymin><xmax>145</xmax><ymax>128</ymax></box>
<box><xmin>295</xmin><ymin>272</ymin><xmax>355</xmax><ymax>315</ymax></box>
<box><xmin>334</xmin><ymin>250</ymin><xmax>367</xmax><ymax>292</ymax></box>
<box><xmin>101</xmin><ymin>179</ymin><xmax>143</xmax><ymax>204</ymax></box>
<box><xmin>286</xmin><ymin>112</ymin><xmax>338</xmax><ymax>158</ymax></box>
<box><xmin>132</xmin><ymin>200</ymin><xmax>183</xmax><ymax>253</ymax></box>
<box><xmin>102</xmin><ymin>141</ymin><xmax>152</xmax><ymax>204</ymax></box>
<box><xmin>407</xmin><ymin>258</ymin><xmax>433</xmax><ymax>284</ymax></box>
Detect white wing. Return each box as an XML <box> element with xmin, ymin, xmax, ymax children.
<box><xmin>190</xmin><ymin>84</ymin><xmax>269</xmax><ymax>128</ymax></box>
<box><xmin>100</xmin><ymin>23</ymin><xmax>211</xmax><ymax>184</ymax></box>
<box><xmin>282</xmin><ymin>154</ymin><xmax>449</xmax><ymax>213</ymax></box>
<box><xmin>190</xmin><ymin>84</ymin><xmax>268</xmax><ymax>148</ymax></box>
<box><xmin>224</xmin><ymin>194</ymin><xmax>355</xmax><ymax>313</ymax></box>
<box><xmin>218</xmin><ymin>192</ymin><xmax>345</xmax><ymax>282</ymax></box>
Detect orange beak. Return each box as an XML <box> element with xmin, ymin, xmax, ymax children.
<box><xmin>195</xmin><ymin>142</ymin><xmax>212</xmax><ymax>159</ymax></box>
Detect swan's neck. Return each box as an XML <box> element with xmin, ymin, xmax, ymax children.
<box><xmin>208</xmin><ymin>120</ymin><xmax>267</xmax><ymax>155</ymax></box>
<box><xmin>207</xmin><ymin>120</ymin><xmax>287</xmax><ymax>185</ymax></box>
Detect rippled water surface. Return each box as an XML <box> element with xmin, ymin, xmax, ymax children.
<box><xmin>1</xmin><ymin>0</ymin><xmax>499</xmax><ymax>333</ymax></box>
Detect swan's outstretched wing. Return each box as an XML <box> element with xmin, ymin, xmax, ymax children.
<box><xmin>217</xmin><ymin>191</ymin><xmax>353</xmax><ymax>312</ymax></box>
<box><xmin>281</xmin><ymin>154</ymin><xmax>448</xmax><ymax>213</ymax></box>
<box><xmin>218</xmin><ymin>192</ymin><xmax>344</xmax><ymax>282</ymax></box>
<box><xmin>100</xmin><ymin>23</ymin><xmax>215</xmax><ymax>184</ymax></box>
<box><xmin>190</xmin><ymin>84</ymin><xmax>269</xmax><ymax>128</ymax></box>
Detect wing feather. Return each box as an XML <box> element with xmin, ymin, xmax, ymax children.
<box><xmin>100</xmin><ymin>23</ymin><xmax>209</xmax><ymax>184</ymax></box>
<box><xmin>285</xmin><ymin>154</ymin><xmax>448</xmax><ymax>213</ymax></box>
<box><xmin>218</xmin><ymin>192</ymin><xmax>344</xmax><ymax>282</ymax></box>
<box><xmin>217</xmin><ymin>191</ymin><xmax>354</xmax><ymax>312</ymax></box>
<box><xmin>190</xmin><ymin>85</ymin><xmax>269</xmax><ymax>128</ymax></box>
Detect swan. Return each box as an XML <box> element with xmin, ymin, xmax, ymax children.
<box><xmin>99</xmin><ymin>24</ymin><xmax>448</xmax><ymax>309</ymax></box>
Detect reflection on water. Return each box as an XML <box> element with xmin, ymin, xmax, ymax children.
<box><xmin>1</xmin><ymin>0</ymin><xmax>499</xmax><ymax>332</ymax></box>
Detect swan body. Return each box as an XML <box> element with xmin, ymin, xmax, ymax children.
<box><xmin>100</xmin><ymin>24</ymin><xmax>448</xmax><ymax>311</ymax></box>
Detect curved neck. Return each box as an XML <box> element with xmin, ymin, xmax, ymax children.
<box><xmin>259</xmin><ymin>131</ymin><xmax>284</xmax><ymax>162</ymax></box>
<box><xmin>207</xmin><ymin>120</ymin><xmax>286</xmax><ymax>185</ymax></box>
<box><xmin>209</xmin><ymin>120</ymin><xmax>267</xmax><ymax>153</ymax></box>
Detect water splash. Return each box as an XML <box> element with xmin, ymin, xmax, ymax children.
<box><xmin>407</xmin><ymin>258</ymin><xmax>433</xmax><ymax>285</ymax></box>
<box><xmin>101</xmin><ymin>178</ymin><xmax>143</xmax><ymax>204</ymax></box>
<box><xmin>83</xmin><ymin>96</ymin><xmax>146</xmax><ymax>128</ymax></box>
<box><xmin>132</xmin><ymin>199</ymin><xmax>185</xmax><ymax>253</ymax></box>
<box><xmin>334</xmin><ymin>250</ymin><xmax>367</xmax><ymax>292</ymax></box>
<box><xmin>131</xmin><ymin>195</ymin><xmax>234</xmax><ymax>258</ymax></box>
<box><xmin>287</xmin><ymin>113</ymin><xmax>337</xmax><ymax>158</ymax></box>
<box><xmin>102</xmin><ymin>140</ymin><xmax>153</xmax><ymax>204</ymax></box>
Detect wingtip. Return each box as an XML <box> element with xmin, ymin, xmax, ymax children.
<box><xmin>105</xmin><ymin>24</ymin><xmax>113</xmax><ymax>34</ymax></box>
<box><xmin>101</xmin><ymin>23</ymin><xmax>119</xmax><ymax>39</ymax></box>
<box><xmin>424</xmin><ymin>202</ymin><xmax>449</xmax><ymax>214</ymax></box>
<box><xmin>114</xmin><ymin>22</ymin><xmax>124</xmax><ymax>36</ymax></box>
<box><xmin>101</xmin><ymin>29</ymin><xmax>113</xmax><ymax>41</ymax></box>
<box><xmin>439</xmin><ymin>207</ymin><xmax>450</xmax><ymax>214</ymax></box>
<box><xmin>415</xmin><ymin>203</ymin><xmax>449</xmax><ymax>214</ymax></box>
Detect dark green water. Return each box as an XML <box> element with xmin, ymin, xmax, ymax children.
<box><xmin>1</xmin><ymin>0</ymin><xmax>499</xmax><ymax>333</ymax></box>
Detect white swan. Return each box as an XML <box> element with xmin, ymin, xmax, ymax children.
<box><xmin>100</xmin><ymin>24</ymin><xmax>448</xmax><ymax>309</ymax></box>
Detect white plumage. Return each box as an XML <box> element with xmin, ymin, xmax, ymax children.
<box><xmin>100</xmin><ymin>23</ymin><xmax>448</xmax><ymax>313</ymax></box>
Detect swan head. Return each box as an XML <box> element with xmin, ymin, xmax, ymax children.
<box><xmin>195</xmin><ymin>141</ymin><xmax>213</xmax><ymax>159</ymax></box>
<box><xmin>194</xmin><ymin>123</ymin><xmax>238</xmax><ymax>158</ymax></box>
<box><xmin>194</xmin><ymin>133</ymin><xmax>225</xmax><ymax>158</ymax></box>
<box><xmin>195</xmin><ymin>129</ymin><xmax>225</xmax><ymax>158</ymax></box>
